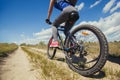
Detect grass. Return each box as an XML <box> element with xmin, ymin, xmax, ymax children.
<box><xmin>0</xmin><ymin>43</ymin><xmax>18</xmax><ymax>57</ymax></box>
<box><xmin>102</xmin><ymin>67</ymin><xmax>120</xmax><ymax>80</ymax></box>
<box><xmin>84</xmin><ymin>42</ymin><xmax>120</xmax><ymax>59</ymax></box>
<box><xmin>21</xmin><ymin>46</ymin><xmax>120</xmax><ymax>80</ymax></box>
<box><xmin>21</xmin><ymin>47</ymin><xmax>82</xmax><ymax>80</ymax></box>
<box><xmin>21</xmin><ymin>41</ymin><xmax>120</xmax><ymax>80</ymax></box>
<box><xmin>26</xmin><ymin>40</ymin><xmax>120</xmax><ymax>58</ymax></box>
<box><xmin>109</xmin><ymin>42</ymin><xmax>120</xmax><ymax>57</ymax></box>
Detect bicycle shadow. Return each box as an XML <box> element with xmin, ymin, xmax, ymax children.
<box><xmin>54</xmin><ymin>57</ymin><xmax>65</xmax><ymax>62</ymax></box>
<box><xmin>87</xmin><ymin>71</ymin><xmax>106</xmax><ymax>79</ymax></box>
<box><xmin>54</xmin><ymin>56</ymin><xmax>106</xmax><ymax>79</ymax></box>
<box><xmin>108</xmin><ymin>55</ymin><xmax>120</xmax><ymax>65</ymax></box>
<box><xmin>54</xmin><ymin>57</ymin><xmax>106</xmax><ymax>79</ymax></box>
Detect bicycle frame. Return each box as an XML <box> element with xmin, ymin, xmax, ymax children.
<box><xmin>57</xmin><ymin>26</ymin><xmax>78</xmax><ymax>52</ymax></box>
<box><xmin>57</xmin><ymin>27</ymin><xmax>67</xmax><ymax>51</ymax></box>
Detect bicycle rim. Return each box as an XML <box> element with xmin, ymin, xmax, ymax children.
<box><xmin>47</xmin><ymin>37</ymin><xmax>56</xmax><ymax>59</ymax></box>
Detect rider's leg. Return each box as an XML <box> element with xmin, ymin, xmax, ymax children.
<box><xmin>64</xmin><ymin>21</ymin><xmax>75</xmax><ymax>36</ymax></box>
<box><xmin>50</xmin><ymin>6</ymin><xmax>77</xmax><ymax>47</ymax></box>
<box><xmin>52</xmin><ymin>6</ymin><xmax>77</xmax><ymax>42</ymax></box>
<box><xmin>50</xmin><ymin>11</ymin><xmax>69</xmax><ymax>47</ymax></box>
<box><xmin>64</xmin><ymin>11</ymin><xmax>79</xmax><ymax>36</ymax></box>
<box><xmin>52</xmin><ymin>11</ymin><xmax>69</xmax><ymax>41</ymax></box>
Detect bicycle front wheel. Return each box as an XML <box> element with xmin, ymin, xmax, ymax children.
<box><xmin>47</xmin><ymin>37</ymin><xmax>57</xmax><ymax>59</ymax></box>
<box><xmin>65</xmin><ymin>24</ymin><xmax>108</xmax><ymax>76</ymax></box>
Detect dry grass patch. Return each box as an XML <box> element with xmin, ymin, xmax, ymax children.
<box><xmin>102</xmin><ymin>61</ymin><xmax>120</xmax><ymax>80</ymax></box>
<box><xmin>22</xmin><ymin>46</ymin><xmax>120</xmax><ymax>80</ymax></box>
<box><xmin>21</xmin><ymin>47</ymin><xmax>84</xmax><ymax>80</ymax></box>
<box><xmin>0</xmin><ymin>43</ymin><xmax>18</xmax><ymax>57</ymax></box>
<box><xmin>109</xmin><ymin>42</ymin><xmax>120</xmax><ymax>57</ymax></box>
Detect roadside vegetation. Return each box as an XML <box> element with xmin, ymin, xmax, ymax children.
<box><xmin>20</xmin><ymin>41</ymin><xmax>47</xmax><ymax>49</ymax></box>
<box><xmin>20</xmin><ymin>41</ymin><xmax>120</xmax><ymax>80</ymax></box>
<box><xmin>23</xmin><ymin>41</ymin><xmax>120</xmax><ymax>58</ymax></box>
<box><xmin>108</xmin><ymin>41</ymin><xmax>120</xmax><ymax>57</ymax></box>
<box><xmin>102</xmin><ymin>66</ymin><xmax>120</xmax><ymax>80</ymax></box>
<box><xmin>21</xmin><ymin>47</ymin><xmax>84</xmax><ymax>80</ymax></box>
<box><xmin>21</xmin><ymin>46</ymin><xmax>120</xmax><ymax>80</ymax></box>
<box><xmin>0</xmin><ymin>43</ymin><xmax>18</xmax><ymax>57</ymax></box>
<box><xmin>85</xmin><ymin>41</ymin><xmax>120</xmax><ymax>58</ymax></box>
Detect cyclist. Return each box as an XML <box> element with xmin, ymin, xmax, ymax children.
<box><xmin>46</xmin><ymin>0</ymin><xmax>79</xmax><ymax>47</ymax></box>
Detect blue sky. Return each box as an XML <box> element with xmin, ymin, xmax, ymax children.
<box><xmin>0</xmin><ymin>0</ymin><xmax>120</xmax><ymax>44</ymax></box>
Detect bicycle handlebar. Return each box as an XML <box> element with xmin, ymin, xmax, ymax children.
<box><xmin>45</xmin><ymin>19</ymin><xmax>52</xmax><ymax>25</ymax></box>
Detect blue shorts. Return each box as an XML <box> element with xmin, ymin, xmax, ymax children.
<box><xmin>54</xmin><ymin>1</ymin><xmax>71</xmax><ymax>11</ymax></box>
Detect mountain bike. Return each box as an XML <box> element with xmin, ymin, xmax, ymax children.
<box><xmin>46</xmin><ymin>21</ymin><xmax>108</xmax><ymax>76</ymax></box>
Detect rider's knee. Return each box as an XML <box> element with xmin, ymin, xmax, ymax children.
<box><xmin>69</xmin><ymin>11</ymin><xmax>79</xmax><ymax>22</ymax></box>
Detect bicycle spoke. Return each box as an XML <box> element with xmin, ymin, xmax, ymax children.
<box><xmin>86</xmin><ymin>57</ymin><xmax>98</xmax><ymax>64</ymax></box>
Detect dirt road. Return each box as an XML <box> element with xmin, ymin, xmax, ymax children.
<box><xmin>0</xmin><ymin>47</ymin><xmax>38</xmax><ymax>80</ymax></box>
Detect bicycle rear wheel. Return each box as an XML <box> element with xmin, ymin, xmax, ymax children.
<box><xmin>65</xmin><ymin>24</ymin><xmax>108</xmax><ymax>76</ymax></box>
<box><xmin>47</xmin><ymin>37</ymin><xmax>57</xmax><ymax>59</ymax></box>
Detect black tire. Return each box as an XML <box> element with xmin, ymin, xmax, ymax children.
<box><xmin>65</xmin><ymin>24</ymin><xmax>108</xmax><ymax>76</ymax></box>
<box><xmin>47</xmin><ymin>37</ymin><xmax>56</xmax><ymax>59</ymax></box>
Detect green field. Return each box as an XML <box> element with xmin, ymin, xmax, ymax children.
<box><xmin>0</xmin><ymin>43</ymin><xmax>18</xmax><ymax>57</ymax></box>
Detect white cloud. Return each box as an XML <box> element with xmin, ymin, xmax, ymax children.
<box><xmin>33</xmin><ymin>28</ymin><xmax>51</xmax><ymax>37</ymax></box>
<box><xmin>110</xmin><ymin>2</ymin><xmax>120</xmax><ymax>13</ymax></box>
<box><xmin>18</xmin><ymin>28</ymin><xmax>52</xmax><ymax>44</ymax></box>
<box><xmin>76</xmin><ymin>12</ymin><xmax>120</xmax><ymax>41</ymax></box>
<box><xmin>19</xmin><ymin>12</ymin><xmax>120</xmax><ymax>44</ymax></box>
<box><xmin>103</xmin><ymin>0</ymin><xmax>116</xmax><ymax>13</ymax></box>
<box><xmin>76</xmin><ymin>2</ymin><xmax>84</xmax><ymax>11</ymax></box>
<box><xmin>32</xmin><ymin>28</ymin><xmax>52</xmax><ymax>43</ymax></box>
<box><xmin>90</xmin><ymin>0</ymin><xmax>102</xmax><ymax>8</ymax></box>
<box><xmin>18</xmin><ymin>12</ymin><xmax>120</xmax><ymax>44</ymax></box>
